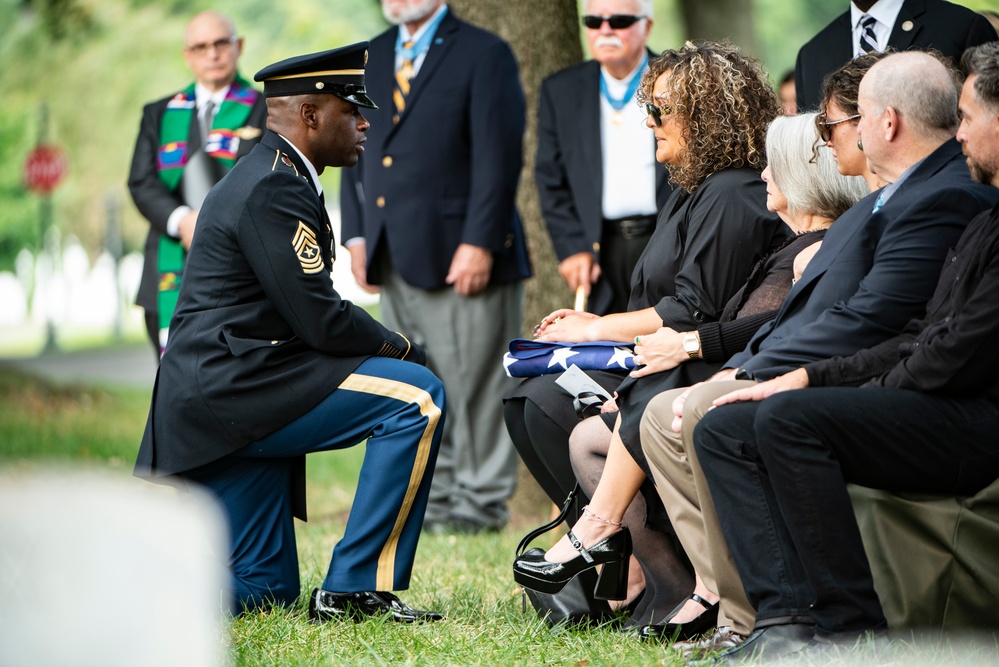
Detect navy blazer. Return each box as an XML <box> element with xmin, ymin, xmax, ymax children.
<box><xmin>340</xmin><ymin>10</ymin><xmax>531</xmax><ymax>290</ymax></box>
<box><xmin>136</xmin><ymin>132</ymin><xmax>418</xmax><ymax>501</ymax></box>
<box><xmin>794</xmin><ymin>0</ymin><xmax>996</xmax><ymax>112</ymax></box>
<box><xmin>728</xmin><ymin>139</ymin><xmax>999</xmax><ymax>380</ymax></box>
<box><xmin>128</xmin><ymin>89</ymin><xmax>268</xmax><ymax>310</ymax></box>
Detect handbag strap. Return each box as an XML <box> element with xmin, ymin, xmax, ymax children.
<box><xmin>516</xmin><ymin>484</ymin><xmax>579</xmax><ymax>557</ymax></box>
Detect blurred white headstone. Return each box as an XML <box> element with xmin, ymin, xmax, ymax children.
<box><xmin>0</xmin><ymin>471</ymin><xmax>229</xmax><ymax>667</ymax></box>
<box><xmin>0</xmin><ymin>272</ymin><xmax>27</xmax><ymax>326</ymax></box>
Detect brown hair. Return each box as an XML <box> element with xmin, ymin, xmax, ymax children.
<box><xmin>818</xmin><ymin>51</ymin><xmax>887</xmax><ymax>118</ymax></box>
<box><xmin>637</xmin><ymin>41</ymin><xmax>780</xmax><ymax>193</ymax></box>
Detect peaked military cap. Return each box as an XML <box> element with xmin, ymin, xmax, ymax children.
<box><xmin>254</xmin><ymin>42</ymin><xmax>377</xmax><ymax>109</ymax></box>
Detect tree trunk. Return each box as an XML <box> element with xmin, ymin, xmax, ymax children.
<box><xmin>449</xmin><ymin>0</ymin><xmax>582</xmax><ymax>524</ymax></box>
<box><xmin>677</xmin><ymin>0</ymin><xmax>760</xmax><ymax>58</ymax></box>
<box><xmin>449</xmin><ymin>0</ymin><xmax>582</xmax><ymax>335</ymax></box>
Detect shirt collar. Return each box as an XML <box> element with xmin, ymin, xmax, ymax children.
<box><xmin>195</xmin><ymin>83</ymin><xmax>230</xmax><ymax>110</ymax></box>
<box><xmin>276</xmin><ymin>133</ymin><xmax>323</xmax><ymax>199</ymax></box>
<box><xmin>851</xmin><ymin>0</ymin><xmax>905</xmax><ymax>30</ymax></box>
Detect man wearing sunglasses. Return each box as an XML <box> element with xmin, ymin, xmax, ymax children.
<box><xmin>794</xmin><ymin>0</ymin><xmax>996</xmax><ymax>112</ymax></box>
<box><xmin>128</xmin><ymin>11</ymin><xmax>267</xmax><ymax>359</ymax></box>
<box><xmin>535</xmin><ymin>0</ymin><xmax>673</xmax><ymax>316</ymax></box>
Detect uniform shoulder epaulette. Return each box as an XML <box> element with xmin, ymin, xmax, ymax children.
<box><xmin>270</xmin><ymin>150</ymin><xmax>300</xmax><ymax>177</ymax></box>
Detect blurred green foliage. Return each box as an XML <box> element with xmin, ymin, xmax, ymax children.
<box><xmin>0</xmin><ymin>0</ymin><xmax>994</xmax><ymax>272</ymax></box>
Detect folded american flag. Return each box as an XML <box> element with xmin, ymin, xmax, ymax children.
<box><xmin>503</xmin><ymin>339</ymin><xmax>636</xmax><ymax>378</ymax></box>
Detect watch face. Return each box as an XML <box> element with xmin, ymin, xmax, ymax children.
<box><xmin>684</xmin><ymin>335</ymin><xmax>698</xmax><ymax>355</ymax></box>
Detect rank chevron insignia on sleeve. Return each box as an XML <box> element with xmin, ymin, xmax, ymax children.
<box><xmin>292</xmin><ymin>221</ymin><xmax>324</xmax><ymax>274</ymax></box>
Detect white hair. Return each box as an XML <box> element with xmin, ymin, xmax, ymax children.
<box><xmin>767</xmin><ymin>113</ymin><xmax>868</xmax><ymax>219</ymax></box>
<box><xmin>583</xmin><ymin>0</ymin><xmax>654</xmax><ymax>20</ymax></box>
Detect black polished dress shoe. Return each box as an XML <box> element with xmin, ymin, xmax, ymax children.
<box><xmin>696</xmin><ymin>623</ymin><xmax>814</xmax><ymax>664</ymax></box>
<box><xmin>639</xmin><ymin>592</ymin><xmax>719</xmax><ymax>642</ymax></box>
<box><xmin>308</xmin><ymin>588</ymin><xmax>444</xmax><ymax>623</ymax></box>
<box><xmin>512</xmin><ymin>527</ymin><xmax>632</xmax><ymax>599</ymax></box>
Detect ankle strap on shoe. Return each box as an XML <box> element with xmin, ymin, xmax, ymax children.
<box><xmin>567</xmin><ymin>529</ymin><xmax>595</xmax><ymax>564</ymax></box>
<box><xmin>690</xmin><ymin>592</ymin><xmax>714</xmax><ymax>611</ymax></box>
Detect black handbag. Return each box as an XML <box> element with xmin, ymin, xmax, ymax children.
<box><xmin>515</xmin><ymin>485</ymin><xmax>616</xmax><ymax>627</ymax></box>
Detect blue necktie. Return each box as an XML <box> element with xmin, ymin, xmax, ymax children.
<box><xmin>872</xmin><ymin>193</ymin><xmax>885</xmax><ymax>214</ymax></box>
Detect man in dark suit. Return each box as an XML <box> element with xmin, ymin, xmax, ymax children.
<box><xmin>794</xmin><ymin>0</ymin><xmax>996</xmax><ymax>112</ymax></box>
<box><xmin>128</xmin><ymin>11</ymin><xmax>267</xmax><ymax>357</ymax></box>
<box><xmin>135</xmin><ymin>44</ymin><xmax>446</xmax><ymax>622</ymax></box>
<box><xmin>340</xmin><ymin>0</ymin><xmax>531</xmax><ymax>534</ymax></box>
<box><xmin>536</xmin><ymin>0</ymin><xmax>672</xmax><ymax>315</ymax></box>
<box><xmin>694</xmin><ymin>42</ymin><xmax>999</xmax><ymax>662</ymax></box>
<box><xmin>639</xmin><ymin>51</ymin><xmax>999</xmax><ymax>659</ymax></box>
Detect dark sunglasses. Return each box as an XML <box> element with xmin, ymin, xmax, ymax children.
<box><xmin>645</xmin><ymin>103</ymin><xmax>672</xmax><ymax>127</ymax></box>
<box><xmin>816</xmin><ymin>112</ymin><xmax>861</xmax><ymax>142</ymax></box>
<box><xmin>582</xmin><ymin>14</ymin><xmax>645</xmax><ymax>30</ymax></box>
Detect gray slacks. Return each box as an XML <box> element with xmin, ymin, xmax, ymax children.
<box><xmin>380</xmin><ymin>267</ymin><xmax>522</xmax><ymax>528</ymax></box>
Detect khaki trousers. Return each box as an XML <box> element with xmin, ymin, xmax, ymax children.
<box><xmin>640</xmin><ymin>380</ymin><xmax>757</xmax><ymax>635</ymax></box>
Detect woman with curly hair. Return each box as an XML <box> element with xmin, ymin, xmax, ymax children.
<box><xmin>506</xmin><ymin>42</ymin><xmax>787</xmax><ymax>628</ymax></box>
<box><xmin>558</xmin><ymin>111</ymin><xmax>868</xmax><ymax>644</ymax></box>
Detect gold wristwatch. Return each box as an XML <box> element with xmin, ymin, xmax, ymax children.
<box><xmin>683</xmin><ymin>332</ymin><xmax>700</xmax><ymax>359</ymax></box>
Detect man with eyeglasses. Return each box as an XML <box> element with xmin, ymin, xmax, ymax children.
<box><xmin>691</xmin><ymin>42</ymin><xmax>999</xmax><ymax>662</ymax></box>
<box><xmin>128</xmin><ymin>11</ymin><xmax>267</xmax><ymax>358</ymax></box>
<box><xmin>639</xmin><ymin>50</ymin><xmax>998</xmax><ymax>661</ymax></box>
<box><xmin>794</xmin><ymin>0</ymin><xmax>995</xmax><ymax>112</ymax></box>
<box><xmin>535</xmin><ymin>0</ymin><xmax>672</xmax><ymax>316</ymax></box>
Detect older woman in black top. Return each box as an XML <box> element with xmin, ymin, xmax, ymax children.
<box><xmin>506</xmin><ymin>42</ymin><xmax>787</xmax><ymax>624</ymax></box>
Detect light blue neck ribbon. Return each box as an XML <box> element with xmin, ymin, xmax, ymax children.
<box><xmin>395</xmin><ymin>6</ymin><xmax>448</xmax><ymax>60</ymax></box>
<box><xmin>600</xmin><ymin>53</ymin><xmax>648</xmax><ymax>111</ymax></box>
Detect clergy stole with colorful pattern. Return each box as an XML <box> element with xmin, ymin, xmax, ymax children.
<box><xmin>155</xmin><ymin>76</ymin><xmax>259</xmax><ymax>352</ymax></box>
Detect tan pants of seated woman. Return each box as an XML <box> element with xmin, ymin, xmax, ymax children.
<box><xmin>641</xmin><ymin>381</ymin><xmax>758</xmax><ymax>636</ymax></box>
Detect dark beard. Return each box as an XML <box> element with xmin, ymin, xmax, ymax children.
<box><xmin>968</xmin><ymin>158</ymin><xmax>995</xmax><ymax>185</ymax></box>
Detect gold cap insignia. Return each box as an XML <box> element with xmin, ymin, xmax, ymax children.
<box><xmin>316</xmin><ymin>81</ymin><xmax>325</xmax><ymax>89</ymax></box>
<box><xmin>292</xmin><ymin>221</ymin><xmax>324</xmax><ymax>274</ymax></box>
<box><xmin>364</xmin><ymin>50</ymin><xmax>368</xmax><ymax>65</ymax></box>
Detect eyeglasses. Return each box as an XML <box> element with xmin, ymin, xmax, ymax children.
<box><xmin>185</xmin><ymin>35</ymin><xmax>238</xmax><ymax>56</ymax></box>
<box><xmin>816</xmin><ymin>113</ymin><xmax>861</xmax><ymax>142</ymax></box>
<box><xmin>582</xmin><ymin>14</ymin><xmax>645</xmax><ymax>30</ymax></box>
<box><xmin>645</xmin><ymin>102</ymin><xmax>672</xmax><ymax>127</ymax></box>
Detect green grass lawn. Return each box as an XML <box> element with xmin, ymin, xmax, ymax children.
<box><xmin>0</xmin><ymin>366</ymin><xmax>687</xmax><ymax>666</ymax></box>
<box><xmin>3</xmin><ymin>366</ymin><xmax>996</xmax><ymax>666</ymax></box>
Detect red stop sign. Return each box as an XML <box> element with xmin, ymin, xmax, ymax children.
<box><xmin>24</xmin><ymin>144</ymin><xmax>68</xmax><ymax>194</ymax></box>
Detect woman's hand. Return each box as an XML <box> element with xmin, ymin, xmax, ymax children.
<box><xmin>534</xmin><ymin>309</ymin><xmax>600</xmax><ymax>342</ymax></box>
<box><xmin>630</xmin><ymin>327</ymin><xmax>689</xmax><ymax>378</ymax></box>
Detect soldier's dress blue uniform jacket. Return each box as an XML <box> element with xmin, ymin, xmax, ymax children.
<box><xmin>136</xmin><ymin>131</ymin><xmax>425</xmax><ymax>516</ymax></box>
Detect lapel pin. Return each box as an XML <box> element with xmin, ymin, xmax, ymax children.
<box><xmin>902</xmin><ymin>20</ymin><xmax>914</xmax><ymax>31</ymax></box>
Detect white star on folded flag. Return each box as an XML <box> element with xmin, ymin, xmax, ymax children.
<box><xmin>606</xmin><ymin>346</ymin><xmax>635</xmax><ymax>369</ymax></box>
<box><xmin>548</xmin><ymin>347</ymin><xmax>581</xmax><ymax>370</ymax></box>
<box><xmin>503</xmin><ymin>354</ymin><xmax>519</xmax><ymax>374</ymax></box>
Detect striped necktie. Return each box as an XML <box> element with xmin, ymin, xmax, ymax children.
<box><xmin>393</xmin><ymin>40</ymin><xmax>415</xmax><ymax>122</ymax></box>
<box><xmin>860</xmin><ymin>15</ymin><xmax>879</xmax><ymax>53</ymax></box>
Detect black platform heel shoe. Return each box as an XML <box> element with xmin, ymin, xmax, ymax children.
<box><xmin>513</xmin><ymin>526</ymin><xmax>633</xmax><ymax>599</ymax></box>
<box><xmin>638</xmin><ymin>592</ymin><xmax>719</xmax><ymax>642</ymax></box>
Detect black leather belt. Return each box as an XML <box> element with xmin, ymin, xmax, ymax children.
<box><xmin>603</xmin><ymin>215</ymin><xmax>656</xmax><ymax>240</ymax></box>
